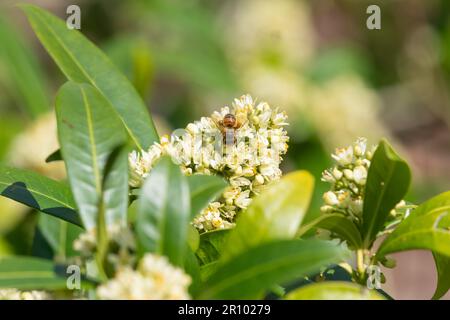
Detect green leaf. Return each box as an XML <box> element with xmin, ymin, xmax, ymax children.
<box><xmin>285</xmin><ymin>281</ymin><xmax>384</xmax><ymax>300</ymax></box>
<box><xmin>432</xmin><ymin>253</ymin><xmax>450</xmax><ymax>300</ymax></box>
<box><xmin>377</xmin><ymin>191</ymin><xmax>450</xmax><ymax>269</ymax></box>
<box><xmin>297</xmin><ymin>213</ymin><xmax>362</xmax><ymax>249</ymax></box>
<box><xmin>0</xmin><ymin>166</ymin><xmax>81</xmax><ymax>227</ymax></box>
<box><xmin>221</xmin><ymin>170</ymin><xmax>314</xmax><ymax>261</ymax></box>
<box><xmin>0</xmin><ymin>256</ymin><xmax>67</xmax><ymax>290</ymax></box>
<box><xmin>136</xmin><ymin>157</ymin><xmax>190</xmax><ymax>267</ymax></box>
<box><xmin>56</xmin><ymin>81</ymin><xmax>127</xmax><ymax>230</ymax></box>
<box><xmin>38</xmin><ymin>214</ymin><xmax>83</xmax><ymax>260</ymax></box>
<box><xmin>196</xmin><ymin>229</ymin><xmax>230</xmax><ymax>265</ymax></box>
<box><xmin>187</xmin><ymin>175</ymin><xmax>227</xmax><ymax>219</ymax></box>
<box><xmin>102</xmin><ymin>145</ymin><xmax>129</xmax><ymax>227</ymax></box>
<box><xmin>184</xmin><ymin>248</ymin><xmax>201</xmax><ymax>294</ymax></box>
<box><xmin>0</xmin><ymin>13</ymin><xmax>49</xmax><ymax>118</ymax></box>
<box><xmin>45</xmin><ymin>149</ymin><xmax>62</xmax><ymax>163</ymax></box>
<box><xmin>197</xmin><ymin>239</ymin><xmax>347</xmax><ymax>299</ymax></box>
<box><xmin>362</xmin><ymin>139</ymin><xmax>411</xmax><ymax>247</ymax></box>
<box><xmin>21</xmin><ymin>4</ymin><xmax>158</xmax><ymax>149</ymax></box>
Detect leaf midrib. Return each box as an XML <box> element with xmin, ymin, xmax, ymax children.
<box><xmin>0</xmin><ymin>179</ymin><xmax>74</xmax><ymax>210</ymax></box>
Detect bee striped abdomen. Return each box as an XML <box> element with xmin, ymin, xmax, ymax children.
<box><xmin>224</xmin><ymin>128</ymin><xmax>235</xmax><ymax>145</ymax></box>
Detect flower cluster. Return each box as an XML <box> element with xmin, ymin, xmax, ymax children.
<box><xmin>129</xmin><ymin>95</ymin><xmax>289</xmax><ymax>232</ymax></box>
<box><xmin>321</xmin><ymin>138</ymin><xmax>376</xmax><ymax>224</ymax></box>
<box><xmin>0</xmin><ymin>289</ymin><xmax>49</xmax><ymax>300</ymax></box>
<box><xmin>73</xmin><ymin>224</ymin><xmax>136</xmax><ymax>267</ymax></box>
<box><xmin>96</xmin><ymin>253</ymin><xmax>191</xmax><ymax>300</ymax></box>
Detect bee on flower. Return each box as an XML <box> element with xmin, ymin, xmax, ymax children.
<box><xmin>129</xmin><ymin>94</ymin><xmax>289</xmax><ymax>232</ymax></box>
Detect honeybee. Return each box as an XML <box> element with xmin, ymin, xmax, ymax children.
<box><xmin>215</xmin><ymin>113</ymin><xmax>246</xmax><ymax>146</ymax></box>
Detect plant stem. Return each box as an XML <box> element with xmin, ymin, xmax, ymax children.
<box><xmin>356</xmin><ymin>249</ymin><xmax>366</xmax><ymax>284</ymax></box>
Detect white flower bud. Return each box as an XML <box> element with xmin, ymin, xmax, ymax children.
<box><xmin>343</xmin><ymin>169</ymin><xmax>353</xmax><ymax>180</ymax></box>
<box><xmin>353</xmin><ymin>166</ymin><xmax>367</xmax><ymax>185</ymax></box>
<box><xmin>323</xmin><ymin>191</ymin><xmax>339</xmax><ymax>206</ymax></box>
<box><xmin>254</xmin><ymin>174</ymin><xmax>265</xmax><ymax>185</ymax></box>
<box><xmin>332</xmin><ymin>167</ymin><xmax>343</xmax><ymax>180</ymax></box>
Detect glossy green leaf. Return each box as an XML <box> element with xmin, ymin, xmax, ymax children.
<box><xmin>56</xmin><ymin>82</ymin><xmax>126</xmax><ymax>230</ymax></box>
<box><xmin>0</xmin><ymin>166</ymin><xmax>81</xmax><ymax>226</ymax></box>
<box><xmin>187</xmin><ymin>175</ymin><xmax>227</xmax><ymax>219</ymax></box>
<box><xmin>198</xmin><ymin>239</ymin><xmax>347</xmax><ymax>299</ymax></box>
<box><xmin>0</xmin><ymin>13</ymin><xmax>49</xmax><ymax>118</ymax></box>
<box><xmin>377</xmin><ymin>191</ymin><xmax>450</xmax><ymax>258</ymax></box>
<box><xmin>362</xmin><ymin>139</ymin><xmax>411</xmax><ymax>247</ymax></box>
<box><xmin>102</xmin><ymin>145</ymin><xmax>129</xmax><ymax>227</ymax></box>
<box><xmin>297</xmin><ymin>213</ymin><xmax>362</xmax><ymax>248</ymax></box>
<box><xmin>221</xmin><ymin>171</ymin><xmax>314</xmax><ymax>261</ymax></box>
<box><xmin>285</xmin><ymin>281</ymin><xmax>384</xmax><ymax>300</ymax></box>
<box><xmin>38</xmin><ymin>214</ymin><xmax>83</xmax><ymax>259</ymax></box>
<box><xmin>21</xmin><ymin>4</ymin><xmax>158</xmax><ymax>149</ymax></box>
<box><xmin>196</xmin><ymin>229</ymin><xmax>230</xmax><ymax>265</ymax></box>
<box><xmin>432</xmin><ymin>253</ymin><xmax>450</xmax><ymax>300</ymax></box>
<box><xmin>0</xmin><ymin>256</ymin><xmax>67</xmax><ymax>290</ymax></box>
<box><xmin>136</xmin><ymin>157</ymin><xmax>190</xmax><ymax>266</ymax></box>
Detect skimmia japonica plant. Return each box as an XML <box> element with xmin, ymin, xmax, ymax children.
<box><xmin>0</xmin><ymin>5</ymin><xmax>449</xmax><ymax>300</ymax></box>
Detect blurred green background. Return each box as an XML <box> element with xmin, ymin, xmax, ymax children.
<box><xmin>0</xmin><ymin>0</ymin><xmax>449</xmax><ymax>299</ymax></box>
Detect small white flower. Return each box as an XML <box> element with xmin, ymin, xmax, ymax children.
<box><xmin>353</xmin><ymin>166</ymin><xmax>367</xmax><ymax>185</ymax></box>
<box><xmin>97</xmin><ymin>253</ymin><xmax>191</xmax><ymax>300</ymax></box>
<box><xmin>323</xmin><ymin>191</ymin><xmax>339</xmax><ymax>206</ymax></box>
<box><xmin>332</xmin><ymin>146</ymin><xmax>353</xmax><ymax>166</ymax></box>
<box><xmin>129</xmin><ymin>94</ymin><xmax>288</xmax><ymax>232</ymax></box>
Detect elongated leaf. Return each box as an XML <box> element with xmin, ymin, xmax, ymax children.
<box><xmin>196</xmin><ymin>229</ymin><xmax>230</xmax><ymax>265</ymax></box>
<box><xmin>38</xmin><ymin>214</ymin><xmax>83</xmax><ymax>259</ymax></box>
<box><xmin>136</xmin><ymin>157</ymin><xmax>190</xmax><ymax>266</ymax></box>
<box><xmin>102</xmin><ymin>145</ymin><xmax>129</xmax><ymax>227</ymax></box>
<box><xmin>221</xmin><ymin>171</ymin><xmax>314</xmax><ymax>261</ymax></box>
<box><xmin>0</xmin><ymin>166</ymin><xmax>81</xmax><ymax>226</ymax></box>
<box><xmin>432</xmin><ymin>253</ymin><xmax>450</xmax><ymax>300</ymax></box>
<box><xmin>285</xmin><ymin>281</ymin><xmax>384</xmax><ymax>300</ymax></box>
<box><xmin>377</xmin><ymin>191</ymin><xmax>450</xmax><ymax>258</ymax></box>
<box><xmin>198</xmin><ymin>239</ymin><xmax>347</xmax><ymax>299</ymax></box>
<box><xmin>56</xmin><ymin>82</ymin><xmax>126</xmax><ymax>230</ymax></box>
<box><xmin>0</xmin><ymin>13</ymin><xmax>49</xmax><ymax>118</ymax></box>
<box><xmin>297</xmin><ymin>213</ymin><xmax>362</xmax><ymax>249</ymax></box>
<box><xmin>21</xmin><ymin>5</ymin><xmax>158</xmax><ymax>149</ymax></box>
<box><xmin>362</xmin><ymin>139</ymin><xmax>411</xmax><ymax>247</ymax></box>
<box><xmin>187</xmin><ymin>175</ymin><xmax>227</xmax><ymax>219</ymax></box>
<box><xmin>0</xmin><ymin>256</ymin><xmax>67</xmax><ymax>290</ymax></box>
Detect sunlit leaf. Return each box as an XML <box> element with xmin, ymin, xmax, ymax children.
<box><xmin>56</xmin><ymin>81</ymin><xmax>126</xmax><ymax>230</ymax></box>
<box><xmin>285</xmin><ymin>281</ymin><xmax>384</xmax><ymax>300</ymax></box>
<box><xmin>221</xmin><ymin>171</ymin><xmax>314</xmax><ymax>261</ymax></box>
<box><xmin>21</xmin><ymin>4</ymin><xmax>158</xmax><ymax>149</ymax></box>
<box><xmin>0</xmin><ymin>166</ymin><xmax>81</xmax><ymax>226</ymax></box>
<box><xmin>362</xmin><ymin>139</ymin><xmax>411</xmax><ymax>247</ymax></box>
<box><xmin>377</xmin><ymin>191</ymin><xmax>450</xmax><ymax>269</ymax></box>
